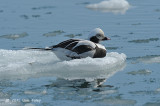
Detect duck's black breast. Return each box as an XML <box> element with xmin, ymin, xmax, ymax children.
<box><xmin>93</xmin><ymin>45</ymin><xmax>106</xmax><ymax>58</ymax></box>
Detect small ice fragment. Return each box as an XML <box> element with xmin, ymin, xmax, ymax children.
<box><xmin>43</xmin><ymin>30</ymin><xmax>65</xmax><ymax>37</ymax></box>
<box><xmin>86</xmin><ymin>0</ymin><xmax>131</xmax><ymax>14</ymax></box>
<box><xmin>25</xmin><ymin>103</ymin><xmax>35</xmax><ymax>106</ymax></box>
<box><xmin>127</xmin><ymin>69</ymin><xmax>152</xmax><ymax>75</ymax></box>
<box><xmin>0</xmin><ymin>32</ymin><xmax>28</xmax><ymax>40</ymax></box>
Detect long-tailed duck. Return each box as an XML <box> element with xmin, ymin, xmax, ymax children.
<box><xmin>29</xmin><ymin>28</ymin><xmax>110</xmax><ymax>60</ymax></box>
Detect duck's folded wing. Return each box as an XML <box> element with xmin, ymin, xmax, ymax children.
<box><xmin>50</xmin><ymin>39</ymin><xmax>81</xmax><ymax>49</ymax></box>
<box><xmin>65</xmin><ymin>45</ymin><xmax>95</xmax><ymax>59</ymax></box>
<box><xmin>50</xmin><ymin>39</ymin><xmax>96</xmax><ymax>59</ymax></box>
<box><xmin>72</xmin><ymin>45</ymin><xmax>95</xmax><ymax>54</ymax></box>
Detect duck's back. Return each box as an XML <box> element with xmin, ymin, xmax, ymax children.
<box><xmin>51</xmin><ymin>39</ymin><xmax>106</xmax><ymax>60</ymax></box>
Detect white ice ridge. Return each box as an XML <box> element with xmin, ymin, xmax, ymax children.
<box><xmin>138</xmin><ymin>56</ymin><xmax>160</xmax><ymax>64</ymax></box>
<box><xmin>0</xmin><ymin>49</ymin><xmax>126</xmax><ymax>81</ymax></box>
<box><xmin>86</xmin><ymin>0</ymin><xmax>131</xmax><ymax>14</ymax></box>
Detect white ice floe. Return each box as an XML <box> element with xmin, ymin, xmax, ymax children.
<box><xmin>138</xmin><ymin>56</ymin><xmax>160</xmax><ymax>64</ymax></box>
<box><xmin>127</xmin><ymin>69</ymin><xmax>152</xmax><ymax>75</ymax></box>
<box><xmin>24</xmin><ymin>90</ymin><xmax>47</xmax><ymax>95</ymax></box>
<box><xmin>0</xmin><ymin>49</ymin><xmax>126</xmax><ymax>81</ymax></box>
<box><xmin>24</xmin><ymin>104</ymin><xmax>35</xmax><ymax>106</ymax></box>
<box><xmin>94</xmin><ymin>98</ymin><xmax>136</xmax><ymax>105</ymax></box>
<box><xmin>0</xmin><ymin>32</ymin><xmax>28</xmax><ymax>40</ymax></box>
<box><xmin>86</xmin><ymin>0</ymin><xmax>131</xmax><ymax>14</ymax></box>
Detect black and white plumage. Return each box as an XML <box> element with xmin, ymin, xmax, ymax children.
<box><xmin>29</xmin><ymin>28</ymin><xmax>110</xmax><ymax>60</ymax></box>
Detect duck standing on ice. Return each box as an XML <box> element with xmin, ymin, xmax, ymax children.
<box><xmin>29</xmin><ymin>28</ymin><xmax>110</xmax><ymax>60</ymax></box>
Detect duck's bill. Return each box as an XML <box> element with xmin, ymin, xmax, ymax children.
<box><xmin>103</xmin><ymin>37</ymin><xmax>111</xmax><ymax>40</ymax></box>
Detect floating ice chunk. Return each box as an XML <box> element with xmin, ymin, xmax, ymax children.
<box><xmin>64</xmin><ymin>34</ymin><xmax>82</xmax><ymax>38</ymax></box>
<box><xmin>127</xmin><ymin>69</ymin><xmax>152</xmax><ymax>75</ymax></box>
<box><xmin>99</xmin><ymin>90</ymin><xmax>117</xmax><ymax>94</ymax></box>
<box><xmin>129</xmin><ymin>55</ymin><xmax>160</xmax><ymax>64</ymax></box>
<box><xmin>128</xmin><ymin>38</ymin><xmax>159</xmax><ymax>43</ymax></box>
<box><xmin>155</xmin><ymin>88</ymin><xmax>160</xmax><ymax>92</ymax></box>
<box><xmin>144</xmin><ymin>102</ymin><xmax>160</xmax><ymax>106</ymax></box>
<box><xmin>129</xmin><ymin>91</ymin><xmax>154</xmax><ymax>95</ymax></box>
<box><xmin>0</xmin><ymin>32</ymin><xmax>28</xmax><ymax>40</ymax></box>
<box><xmin>32</xmin><ymin>15</ymin><xmax>40</xmax><ymax>18</ymax></box>
<box><xmin>32</xmin><ymin>6</ymin><xmax>55</xmax><ymax>10</ymax></box>
<box><xmin>20</xmin><ymin>15</ymin><xmax>29</xmax><ymax>19</ymax></box>
<box><xmin>94</xmin><ymin>97</ymin><xmax>136</xmax><ymax>105</ymax></box>
<box><xmin>0</xmin><ymin>49</ymin><xmax>126</xmax><ymax>81</ymax></box>
<box><xmin>107</xmin><ymin>46</ymin><xmax>119</xmax><ymax>50</ymax></box>
<box><xmin>137</xmin><ymin>55</ymin><xmax>160</xmax><ymax>64</ymax></box>
<box><xmin>43</xmin><ymin>30</ymin><xmax>65</xmax><ymax>37</ymax></box>
<box><xmin>24</xmin><ymin>90</ymin><xmax>47</xmax><ymax>95</ymax></box>
<box><xmin>24</xmin><ymin>103</ymin><xmax>35</xmax><ymax>106</ymax></box>
<box><xmin>86</xmin><ymin>0</ymin><xmax>131</xmax><ymax>14</ymax></box>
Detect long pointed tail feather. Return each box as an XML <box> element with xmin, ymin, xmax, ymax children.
<box><xmin>23</xmin><ymin>47</ymin><xmax>52</xmax><ymax>51</ymax></box>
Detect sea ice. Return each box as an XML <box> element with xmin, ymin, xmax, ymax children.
<box><xmin>0</xmin><ymin>32</ymin><xmax>28</xmax><ymax>40</ymax></box>
<box><xmin>86</xmin><ymin>0</ymin><xmax>131</xmax><ymax>14</ymax></box>
<box><xmin>0</xmin><ymin>49</ymin><xmax>126</xmax><ymax>81</ymax></box>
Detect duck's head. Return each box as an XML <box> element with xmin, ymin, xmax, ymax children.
<box><xmin>88</xmin><ymin>28</ymin><xmax>110</xmax><ymax>43</ymax></box>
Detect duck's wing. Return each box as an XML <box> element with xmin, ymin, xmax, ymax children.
<box><xmin>50</xmin><ymin>39</ymin><xmax>81</xmax><ymax>49</ymax></box>
<box><xmin>51</xmin><ymin>39</ymin><xmax>97</xmax><ymax>59</ymax></box>
<box><xmin>69</xmin><ymin>40</ymin><xmax>96</xmax><ymax>58</ymax></box>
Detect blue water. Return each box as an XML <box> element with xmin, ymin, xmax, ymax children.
<box><xmin>0</xmin><ymin>0</ymin><xmax>160</xmax><ymax>106</ymax></box>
